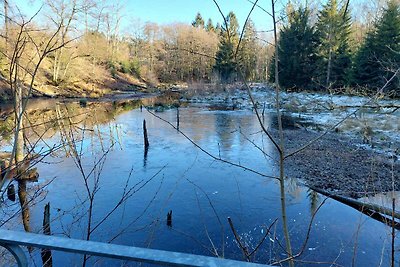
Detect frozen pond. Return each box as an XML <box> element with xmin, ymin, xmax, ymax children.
<box><xmin>0</xmin><ymin>93</ymin><xmax>399</xmax><ymax>266</ymax></box>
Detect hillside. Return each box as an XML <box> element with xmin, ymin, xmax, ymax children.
<box><xmin>0</xmin><ymin>56</ymin><xmax>150</xmax><ymax>102</ymax></box>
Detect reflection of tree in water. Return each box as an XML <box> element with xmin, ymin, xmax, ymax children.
<box><xmin>17</xmin><ymin>180</ymin><xmax>31</xmax><ymax>233</ymax></box>
<box><xmin>215</xmin><ymin>113</ymin><xmax>235</xmax><ymax>152</ymax></box>
<box><xmin>0</xmin><ymin>98</ymin><xmax>141</xmax><ymax>232</ymax></box>
<box><xmin>0</xmin><ymin>95</ymin><xmax>186</xmax><ymax>147</ymax></box>
<box><xmin>307</xmin><ymin>189</ymin><xmax>320</xmax><ymax>215</ymax></box>
<box><xmin>0</xmin><ymin>99</ymin><xmax>144</xmax><ymax>145</ymax></box>
<box><xmin>215</xmin><ymin>112</ymin><xmax>262</xmax><ymax>157</ymax></box>
<box><xmin>237</xmin><ymin>115</ymin><xmax>250</xmax><ymax>147</ymax></box>
<box><xmin>286</xmin><ymin>177</ymin><xmax>301</xmax><ymax>202</ymax></box>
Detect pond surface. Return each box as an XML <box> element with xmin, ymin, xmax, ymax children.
<box><xmin>0</xmin><ymin>95</ymin><xmax>398</xmax><ymax>266</ymax></box>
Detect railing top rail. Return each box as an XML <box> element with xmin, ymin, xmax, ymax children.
<box><xmin>0</xmin><ymin>229</ymin><xmax>269</xmax><ymax>267</ymax></box>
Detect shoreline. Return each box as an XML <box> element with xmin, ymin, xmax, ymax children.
<box><xmin>281</xmin><ymin>127</ymin><xmax>399</xmax><ymax>198</ymax></box>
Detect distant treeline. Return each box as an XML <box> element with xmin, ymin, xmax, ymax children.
<box><xmin>123</xmin><ymin>11</ymin><xmax>268</xmax><ymax>84</ymax></box>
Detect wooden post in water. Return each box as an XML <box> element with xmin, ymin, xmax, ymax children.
<box><xmin>41</xmin><ymin>202</ymin><xmax>53</xmax><ymax>267</ymax></box>
<box><xmin>176</xmin><ymin>107</ymin><xmax>180</xmax><ymax>130</ymax></box>
<box><xmin>7</xmin><ymin>183</ymin><xmax>15</xmax><ymax>201</ymax></box>
<box><xmin>167</xmin><ymin>210</ymin><xmax>172</xmax><ymax>227</ymax></box>
<box><xmin>43</xmin><ymin>203</ymin><xmax>51</xmax><ymax>235</ymax></box>
<box><xmin>262</xmin><ymin>102</ymin><xmax>266</xmax><ymax>121</ymax></box>
<box><xmin>143</xmin><ymin>119</ymin><xmax>149</xmax><ymax>150</ymax></box>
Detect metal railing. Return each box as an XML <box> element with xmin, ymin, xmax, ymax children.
<box><xmin>0</xmin><ymin>229</ymin><xmax>269</xmax><ymax>266</ymax></box>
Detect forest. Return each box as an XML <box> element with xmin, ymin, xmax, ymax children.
<box><xmin>0</xmin><ymin>0</ymin><xmax>399</xmax><ymax>267</ymax></box>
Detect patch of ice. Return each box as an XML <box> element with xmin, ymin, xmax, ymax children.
<box><xmin>185</xmin><ymin>84</ymin><xmax>400</xmax><ymax>157</ymax></box>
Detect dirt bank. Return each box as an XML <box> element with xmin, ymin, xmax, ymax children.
<box><xmin>280</xmin><ymin>127</ymin><xmax>399</xmax><ymax>198</ymax></box>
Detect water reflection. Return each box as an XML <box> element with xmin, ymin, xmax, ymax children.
<box><xmin>215</xmin><ymin>112</ymin><xmax>234</xmax><ymax>152</ymax></box>
<box><xmin>361</xmin><ymin>191</ymin><xmax>400</xmax><ymax>211</ymax></box>
<box><xmin>17</xmin><ymin>180</ymin><xmax>30</xmax><ymax>232</ymax></box>
<box><xmin>307</xmin><ymin>189</ymin><xmax>320</xmax><ymax>215</ymax></box>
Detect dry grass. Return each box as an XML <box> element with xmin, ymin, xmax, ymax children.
<box><xmin>0</xmin><ymin>56</ymin><xmax>148</xmax><ymax>101</ymax></box>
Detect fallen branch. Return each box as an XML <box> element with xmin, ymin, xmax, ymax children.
<box><xmin>311</xmin><ymin>186</ymin><xmax>400</xmax><ymax>229</ymax></box>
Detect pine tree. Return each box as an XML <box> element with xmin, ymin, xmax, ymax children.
<box><xmin>227</xmin><ymin>12</ymin><xmax>239</xmax><ymax>39</ymax></box>
<box><xmin>315</xmin><ymin>0</ymin><xmax>353</xmax><ymax>89</ymax></box>
<box><xmin>238</xmin><ymin>19</ymin><xmax>258</xmax><ymax>80</ymax></box>
<box><xmin>206</xmin><ymin>18</ymin><xmax>215</xmax><ymax>32</ymax></box>
<box><xmin>214</xmin><ymin>12</ymin><xmax>240</xmax><ymax>82</ymax></box>
<box><xmin>331</xmin><ymin>6</ymin><xmax>353</xmax><ymax>87</ymax></box>
<box><xmin>269</xmin><ymin>7</ymin><xmax>318</xmax><ymax>89</ymax></box>
<box><xmin>215</xmin><ymin>22</ymin><xmax>222</xmax><ymax>34</ymax></box>
<box><xmin>214</xmin><ymin>39</ymin><xmax>236</xmax><ymax>82</ymax></box>
<box><xmin>353</xmin><ymin>0</ymin><xmax>400</xmax><ymax>94</ymax></box>
<box><xmin>192</xmin><ymin>12</ymin><xmax>205</xmax><ymax>29</ymax></box>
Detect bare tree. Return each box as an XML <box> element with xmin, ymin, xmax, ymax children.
<box><xmin>269</xmin><ymin>0</ymin><xmax>295</xmax><ymax>264</ymax></box>
<box><xmin>45</xmin><ymin>0</ymin><xmax>79</xmax><ymax>85</ymax></box>
<box><xmin>103</xmin><ymin>0</ymin><xmax>123</xmax><ymax>64</ymax></box>
<box><xmin>3</xmin><ymin>0</ymin><xmax>8</xmax><ymax>51</ymax></box>
<box><xmin>0</xmin><ymin>4</ymin><xmax>79</xmax><ymax>191</ymax></box>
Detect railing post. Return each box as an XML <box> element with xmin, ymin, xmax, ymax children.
<box><xmin>3</xmin><ymin>243</ymin><xmax>28</xmax><ymax>267</ymax></box>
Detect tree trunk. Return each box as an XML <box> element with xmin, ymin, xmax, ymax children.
<box><xmin>271</xmin><ymin>1</ymin><xmax>294</xmax><ymax>266</ymax></box>
<box><xmin>15</xmin><ymin>82</ymin><xmax>24</xmax><ymax>164</ymax></box>
<box><xmin>326</xmin><ymin>46</ymin><xmax>332</xmax><ymax>89</ymax></box>
<box><xmin>4</xmin><ymin>0</ymin><xmax>8</xmax><ymax>52</ymax></box>
<box><xmin>326</xmin><ymin>33</ymin><xmax>333</xmax><ymax>89</ymax></box>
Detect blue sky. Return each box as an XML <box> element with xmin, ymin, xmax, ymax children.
<box><xmin>124</xmin><ymin>0</ymin><xmax>274</xmax><ymax>30</ymax></box>
<box><xmin>13</xmin><ymin>0</ymin><xmax>276</xmax><ymax>32</ymax></box>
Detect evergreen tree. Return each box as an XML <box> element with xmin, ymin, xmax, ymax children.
<box><xmin>353</xmin><ymin>0</ymin><xmax>400</xmax><ymax>94</ymax></box>
<box><xmin>206</xmin><ymin>18</ymin><xmax>215</xmax><ymax>32</ymax></box>
<box><xmin>214</xmin><ymin>11</ymin><xmax>240</xmax><ymax>82</ymax></box>
<box><xmin>238</xmin><ymin>19</ymin><xmax>258</xmax><ymax>80</ymax></box>
<box><xmin>315</xmin><ymin>0</ymin><xmax>353</xmax><ymax>89</ymax></box>
<box><xmin>192</xmin><ymin>12</ymin><xmax>205</xmax><ymax>28</ymax></box>
<box><xmin>214</xmin><ymin>39</ymin><xmax>236</xmax><ymax>82</ymax></box>
<box><xmin>215</xmin><ymin>22</ymin><xmax>222</xmax><ymax>35</ymax></box>
<box><xmin>269</xmin><ymin>7</ymin><xmax>318</xmax><ymax>89</ymax></box>
<box><xmin>225</xmin><ymin>11</ymin><xmax>239</xmax><ymax>45</ymax></box>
